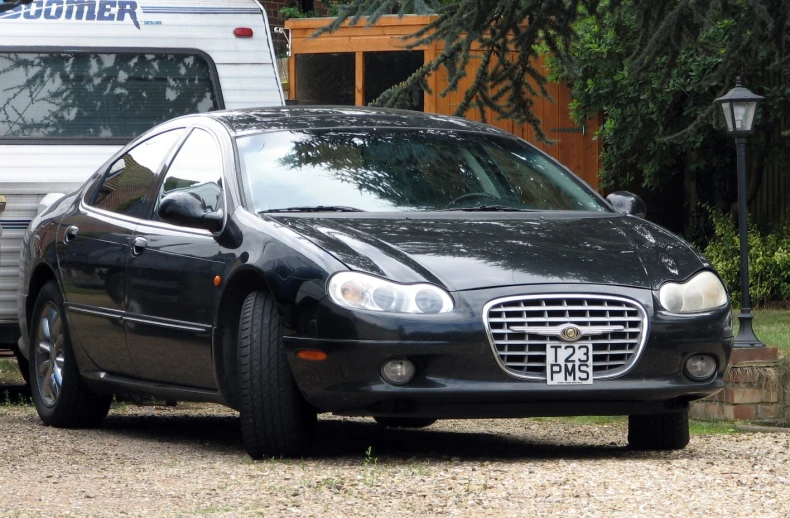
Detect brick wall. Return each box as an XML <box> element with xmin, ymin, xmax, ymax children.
<box><xmin>260</xmin><ymin>1</ymin><xmax>330</xmax><ymax>57</ymax></box>
<box><xmin>690</xmin><ymin>347</ymin><xmax>785</xmax><ymax>423</ymax></box>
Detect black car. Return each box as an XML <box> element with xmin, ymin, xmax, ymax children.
<box><xmin>18</xmin><ymin>107</ymin><xmax>732</xmax><ymax>458</ymax></box>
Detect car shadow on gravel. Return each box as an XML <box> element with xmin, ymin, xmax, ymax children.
<box><xmin>313</xmin><ymin>419</ymin><xmax>634</xmax><ymax>461</ymax></box>
<box><xmin>97</xmin><ymin>412</ymin><xmax>643</xmax><ymax>461</ymax></box>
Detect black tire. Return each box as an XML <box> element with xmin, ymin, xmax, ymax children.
<box><xmin>238</xmin><ymin>290</ymin><xmax>316</xmax><ymax>458</ymax></box>
<box><xmin>13</xmin><ymin>348</ymin><xmax>30</xmax><ymax>386</ymax></box>
<box><xmin>374</xmin><ymin>417</ymin><xmax>437</xmax><ymax>429</ymax></box>
<box><xmin>628</xmin><ymin>409</ymin><xmax>690</xmax><ymax>450</ymax></box>
<box><xmin>29</xmin><ymin>281</ymin><xmax>112</xmax><ymax>428</ymax></box>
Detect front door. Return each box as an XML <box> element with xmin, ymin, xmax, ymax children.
<box><xmin>125</xmin><ymin>128</ymin><xmax>224</xmax><ymax>388</ymax></box>
<box><xmin>58</xmin><ymin>129</ymin><xmax>184</xmax><ymax>375</ymax></box>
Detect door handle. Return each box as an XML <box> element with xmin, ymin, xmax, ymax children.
<box><xmin>131</xmin><ymin>237</ymin><xmax>148</xmax><ymax>256</ymax></box>
<box><xmin>63</xmin><ymin>226</ymin><xmax>79</xmax><ymax>244</ymax></box>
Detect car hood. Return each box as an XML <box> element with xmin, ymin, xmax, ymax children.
<box><xmin>268</xmin><ymin>213</ymin><xmax>706</xmax><ymax>291</ymax></box>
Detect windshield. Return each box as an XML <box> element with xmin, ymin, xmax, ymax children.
<box><xmin>237</xmin><ymin>129</ymin><xmax>608</xmax><ymax>213</ymax></box>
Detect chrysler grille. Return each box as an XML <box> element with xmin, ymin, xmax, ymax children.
<box><xmin>484</xmin><ymin>295</ymin><xmax>648</xmax><ymax>380</ymax></box>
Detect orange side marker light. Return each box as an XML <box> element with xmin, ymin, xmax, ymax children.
<box><xmin>297</xmin><ymin>350</ymin><xmax>328</xmax><ymax>361</ymax></box>
<box><xmin>214</xmin><ymin>276</ymin><xmax>222</xmax><ymax>286</ymax></box>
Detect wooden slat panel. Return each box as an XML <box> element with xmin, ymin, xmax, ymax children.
<box><xmin>555</xmin><ymin>83</ymin><xmax>573</xmax><ymax>171</ymax></box>
<box><xmin>286</xmin><ymin>15</ymin><xmax>436</xmax><ymax>30</ymax></box>
<box><xmin>355</xmin><ymin>52</ymin><xmax>364</xmax><ymax>105</ymax></box>
<box><xmin>288</xmin><ymin>51</ymin><xmax>296</xmax><ymax>100</ymax></box>
<box><xmin>424</xmin><ymin>47</ymin><xmax>436</xmax><ymax>113</ymax></box>
<box><xmin>294</xmin><ymin>37</ymin><xmax>429</xmax><ymax>53</ymax></box>
<box><xmin>437</xmin><ymin>64</ymin><xmax>452</xmax><ymax>117</ymax></box>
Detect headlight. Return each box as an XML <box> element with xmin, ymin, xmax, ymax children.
<box><xmin>658</xmin><ymin>271</ymin><xmax>728</xmax><ymax>313</ymax></box>
<box><xmin>327</xmin><ymin>272</ymin><xmax>454</xmax><ymax>314</ymax></box>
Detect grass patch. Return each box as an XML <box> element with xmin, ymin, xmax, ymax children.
<box><xmin>689</xmin><ymin>420</ymin><xmax>737</xmax><ymax>435</ymax></box>
<box><xmin>0</xmin><ymin>358</ymin><xmax>19</xmax><ymax>375</ymax></box>
<box><xmin>737</xmin><ymin>309</ymin><xmax>790</xmax><ymax>355</ymax></box>
<box><xmin>0</xmin><ymin>359</ymin><xmax>25</xmax><ymax>385</ymax></box>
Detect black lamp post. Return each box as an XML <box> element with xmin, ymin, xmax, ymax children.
<box><xmin>714</xmin><ymin>77</ymin><xmax>764</xmax><ymax>348</ymax></box>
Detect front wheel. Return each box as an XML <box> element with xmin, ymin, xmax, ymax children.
<box><xmin>29</xmin><ymin>281</ymin><xmax>111</xmax><ymax>428</ymax></box>
<box><xmin>628</xmin><ymin>409</ymin><xmax>690</xmax><ymax>450</ymax></box>
<box><xmin>237</xmin><ymin>290</ymin><xmax>316</xmax><ymax>458</ymax></box>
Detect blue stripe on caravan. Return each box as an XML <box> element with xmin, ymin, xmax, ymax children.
<box><xmin>142</xmin><ymin>11</ymin><xmax>261</xmax><ymax>14</ymax></box>
<box><xmin>141</xmin><ymin>11</ymin><xmax>261</xmax><ymax>15</ymax></box>
<box><xmin>0</xmin><ymin>220</ymin><xmax>33</xmax><ymax>230</ymax></box>
<box><xmin>142</xmin><ymin>9</ymin><xmax>261</xmax><ymax>12</ymax></box>
<box><xmin>141</xmin><ymin>7</ymin><xmax>261</xmax><ymax>10</ymax></box>
<box><xmin>141</xmin><ymin>8</ymin><xmax>261</xmax><ymax>14</ymax></box>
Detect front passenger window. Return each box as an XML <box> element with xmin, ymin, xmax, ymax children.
<box><xmin>90</xmin><ymin>129</ymin><xmax>183</xmax><ymax>218</ymax></box>
<box><xmin>154</xmin><ymin>129</ymin><xmax>224</xmax><ymax>221</ymax></box>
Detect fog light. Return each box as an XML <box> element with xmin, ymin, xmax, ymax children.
<box><xmin>684</xmin><ymin>354</ymin><xmax>717</xmax><ymax>381</ymax></box>
<box><xmin>381</xmin><ymin>359</ymin><xmax>415</xmax><ymax>385</ymax></box>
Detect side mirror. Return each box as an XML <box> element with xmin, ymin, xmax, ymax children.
<box><xmin>158</xmin><ymin>191</ymin><xmax>224</xmax><ymax>233</ymax></box>
<box><xmin>606</xmin><ymin>191</ymin><xmax>646</xmax><ymax>218</ymax></box>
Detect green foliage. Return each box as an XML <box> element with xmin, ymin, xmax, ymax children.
<box><xmin>545</xmin><ymin>6</ymin><xmax>735</xmax><ymax>191</ymax></box>
<box><xmin>544</xmin><ymin>1</ymin><xmax>790</xmax><ymax>243</ymax></box>
<box><xmin>321</xmin><ymin>0</ymin><xmax>790</xmax><ymax>146</ymax></box>
<box><xmin>278</xmin><ymin>6</ymin><xmax>315</xmax><ymax>20</ymax></box>
<box><xmin>279</xmin><ymin>1</ymin><xmax>345</xmax><ymax>19</ymax></box>
<box><xmin>361</xmin><ymin>446</ymin><xmax>379</xmax><ymax>486</ymax></box>
<box><xmin>279</xmin><ymin>5</ymin><xmax>335</xmax><ymax>19</ymax></box>
<box><xmin>548</xmin><ymin>1</ymin><xmax>790</xmax><ymax>192</ymax></box>
<box><xmin>703</xmin><ymin>208</ymin><xmax>790</xmax><ymax>307</ymax></box>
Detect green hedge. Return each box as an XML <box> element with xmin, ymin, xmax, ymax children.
<box><xmin>703</xmin><ymin>209</ymin><xmax>790</xmax><ymax>307</ymax></box>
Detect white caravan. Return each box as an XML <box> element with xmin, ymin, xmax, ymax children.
<box><xmin>0</xmin><ymin>0</ymin><xmax>284</xmax><ymax>357</ymax></box>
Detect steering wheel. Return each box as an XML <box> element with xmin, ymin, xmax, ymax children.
<box><xmin>444</xmin><ymin>192</ymin><xmax>498</xmax><ymax>208</ymax></box>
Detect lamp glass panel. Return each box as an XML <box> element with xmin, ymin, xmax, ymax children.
<box><xmin>733</xmin><ymin>101</ymin><xmax>757</xmax><ymax>132</ymax></box>
<box><xmin>720</xmin><ymin>102</ymin><xmax>734</xmax><ymax>132</ymax></box>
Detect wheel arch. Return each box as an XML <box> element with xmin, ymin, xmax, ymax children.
<box><xmin>26</xmin><ymin>262</ymin><xmax>60</xmax><ymax>338</ymax></box>
<box><xmin>213</xmin><ymin>267</ymin><xmax>272</xmax><ymax>409</ymax></box>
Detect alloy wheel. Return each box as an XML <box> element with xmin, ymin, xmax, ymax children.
<box><xmin>35</xmin><ymin>301</ymin><xmax>65</xmax><ymax>407</ymax></box>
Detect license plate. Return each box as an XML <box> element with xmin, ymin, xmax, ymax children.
<box><xmin>546</xmin><ymin>343</ymin><xmax>593</xmax><ymax>385</ymax></box>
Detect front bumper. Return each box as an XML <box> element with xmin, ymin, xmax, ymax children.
<box><xmin>284</xmin><ymin>284</ymin><xmax>733</xmax><ymax>417</ymax></box>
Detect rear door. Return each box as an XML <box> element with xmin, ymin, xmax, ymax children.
<box><xmin>125</xmin><ymin>127</ymin><xmax>225</xmax><ymax>388</ymax></box>
<box><xmin>57</xmin><ymin>129</ymin><xmax>184</xmax><ymax>375</ymax></box>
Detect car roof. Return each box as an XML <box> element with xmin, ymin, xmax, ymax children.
<box><xmin>206</xmin><ymin>106</ymin><xmax>514</xmax><ymax>138</ymax></box>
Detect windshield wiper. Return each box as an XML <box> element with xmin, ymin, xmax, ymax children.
<box><xmin>260</xmin><ymin>206</ymin><xmax>366</xmax><ymax>213</ymax></box>
<box><xmin>442</xmin><ymin>205</ymin><xmax>537</xmax><ymax>212</ymax></box>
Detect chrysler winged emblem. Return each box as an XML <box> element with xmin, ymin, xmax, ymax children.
<box><xmin>511</xmin><ymin>323</ymin><xmax>625</xmax><ymax>342</ymax></box>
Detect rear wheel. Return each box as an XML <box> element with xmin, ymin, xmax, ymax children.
<box><xmin>628</xmin><ymin>409</ymin><xmax>690</xmax><ymax>450</ymax></box>
<box><xmin>29</xmin><ymin>281</ymin><xmax>111</xmax><ymax>427</ymax></box>
<box><xmin>374</xmin><ymin>417</ymin><xmax>437</xmax><ymax>428</ymax></box>
<box><xmin>237</xmin><ymin>290</ymin><xmax>316</xmax><ymax>458</ymax></box>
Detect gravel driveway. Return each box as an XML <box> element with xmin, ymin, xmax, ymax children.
<box><xmin>1</xmin><ymin>368</ymin><xmax>789</xmax><ymax>517</ymax></box>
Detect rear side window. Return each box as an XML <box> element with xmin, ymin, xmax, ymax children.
<box><xmin>0</xmin><ymin>52</ymin><xmax>220</xmax><ymax>140</ymax></box>
<box><xmin>90</xmin><ymin>129</ymin><xmax>183</xmax><ymax>218</ymax></box>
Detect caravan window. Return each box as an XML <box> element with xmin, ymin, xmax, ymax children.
<box><xmin>0</xmin><ymin>52</ymin><xmax>220</xmax><ymax>141</ymax></box>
